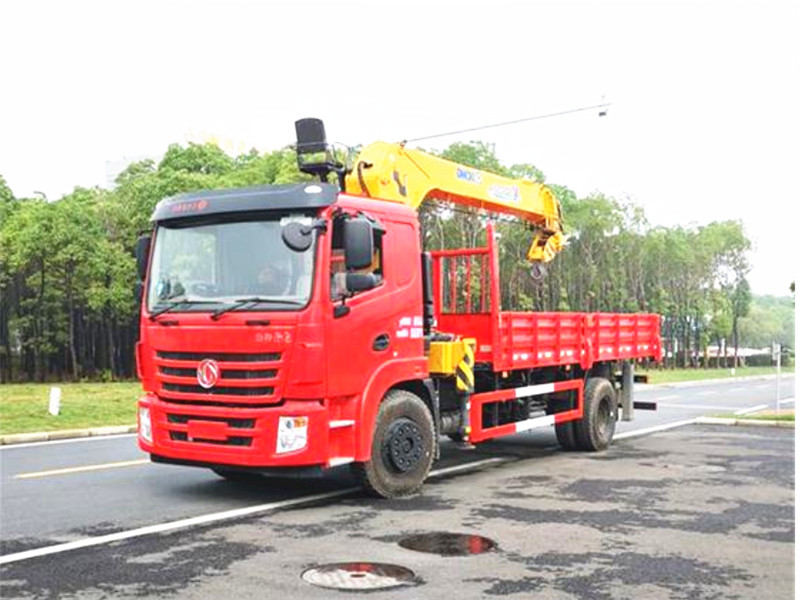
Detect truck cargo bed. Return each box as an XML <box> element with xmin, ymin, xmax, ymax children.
<box><xmin>437</xmin><ymin>310</ymin><xmax>661</xmax><ymax>371</ymax></box>
<box><xmin>431</xmin><ymin>225</ymin><xmax>661</xmax><ymax>372</ymax></box>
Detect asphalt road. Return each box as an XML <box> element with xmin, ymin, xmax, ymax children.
<box><xmin>0</xmin><ymin>375</ymin><xmax>794</xmax><ymax>575</ymax></box>
<box><xmin>1</xmin><ymin>407</ymin><xmax>794</xmax><ymax>599</ymax></box>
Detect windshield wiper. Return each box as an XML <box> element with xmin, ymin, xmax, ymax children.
<box><xmin>148</xmin><ymin>298</ymin><xmax>200</xmax><ymax>321</ymax></box>
<box><xmin>210</xmin><ymin>297</ymin><xmax>303</xmax><ymax>321</ymax></box>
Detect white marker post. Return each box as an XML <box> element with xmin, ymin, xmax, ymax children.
<box><xmin>772</xmin><ymin>342</ymin><xmax>781</xmax><ymax>415</ymax></box>
<box><xmin>48</xmin><ymin>387</ymin><xmax>61</xmax><ymax>416</ymax></box>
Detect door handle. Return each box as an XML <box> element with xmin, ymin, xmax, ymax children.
<box><xmin>372</xmin><ymin>333</ymin><xmax>390</xmax><ymax>352</ymax></box>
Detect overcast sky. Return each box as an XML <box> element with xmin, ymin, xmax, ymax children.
<box><xmin>1</xmin><ymin>0</ymin><xmax>797</xmax><ymax>295</ymax></box>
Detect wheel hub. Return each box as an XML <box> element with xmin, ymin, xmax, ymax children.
<box><xmin>597</xmin><ymin>398</ymin><xmax>613</xmax><ymax>438</ymax></box>
<box><xmin>383</xmin><ymin>419</ymin><xmax>423</xmax><ymax>473</ymax></box>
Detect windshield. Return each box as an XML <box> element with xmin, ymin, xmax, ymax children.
<box><xmin>147</xmin><ymin>216</ymin><xmax>316</xmax><ymax>312</ymax></box>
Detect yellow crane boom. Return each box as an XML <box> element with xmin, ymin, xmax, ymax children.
<box><xmin>343</xmin><ymin>141</ymin><xmax>564</xmax><ymax>264</ymax></box>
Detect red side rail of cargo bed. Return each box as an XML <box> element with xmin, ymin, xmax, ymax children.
<box><xmin>430</xmin><ymin>223</ymin><xmax>662</xmax><ymax>371</ymax></box>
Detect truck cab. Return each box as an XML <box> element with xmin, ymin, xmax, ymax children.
<box><xmin>136</xmin><ymin>183</ymin><xmax>429</xmax><ymax>479</ymax></box>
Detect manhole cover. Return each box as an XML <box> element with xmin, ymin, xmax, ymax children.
<box><xmin>301</xmin><ymin>562</ymin><xmax>416</xmax><ymax>590</ymax></box>
<box><xmin>399</xmin><ymin>532</ymin><xmax>497</xmax><ymax>556</ymax></box>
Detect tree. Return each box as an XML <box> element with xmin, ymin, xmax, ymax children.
<box><xmin>2</xmin><ymin>137</ymin><xmax>766</xmax><ymax>381</ymax></box>
<box><xmin>730</xmin><ymin>278</ymin><xmax>752</xmax><ymax>365</ymax></box>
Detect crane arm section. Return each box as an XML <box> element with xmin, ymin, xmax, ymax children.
<box><xmin>343</xmin><ymin>141</ymin><xmax>564</xmax><ymax>263</ymax></box>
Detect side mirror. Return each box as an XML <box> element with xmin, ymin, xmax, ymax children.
<box><xmin>134</xmin><ymin>234</ymin><xmax>152</xmax><ymax>281</ymax></box>
<box><xmin>346</xmin><ymin>273</ymin><xmax>380</xmax><ymax>293</ymax></box>
<box><xmin>343</xmin><ymin>218</ymin><xmax>373</xmax><ymax>270</ymax></box>
<box><xmin>282</xmin><ymin>222</ymin><xmax>313</xmax><ymax>252</ymax></box>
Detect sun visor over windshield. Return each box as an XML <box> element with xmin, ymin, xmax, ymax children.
<box><xmin>151</xmin><ymin>182</ymin><xmax>338</xmax><ymax>223</ymax></box>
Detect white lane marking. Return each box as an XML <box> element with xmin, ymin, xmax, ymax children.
<box><xmin>752</xmin><ymin>384</ymin><xmax>769</xmax><ymax>389</ymax></box>
<box><xmin>430</xmin><ymin>457</ymin><xmax>509</xmax><ymax>477</ymax></box>
<box><xmin>0</xmin><ymin>457</ymin><xmax>508</xmax><ymax>565</ymax></box>
<box><xmin>734</xmin><ymin>404</ymin><xmax>769</xmax><ymax>416</ymax></box>
<box><xmin>0</xmin><ymin>433</ymin><xmax>137</xmax><ymax>451</ymax></box>
<box><xmin>734</xmin><ymin>398</ymin><xmax>795</xmax><ymax>415</ymax></box>
<box><xmin>658</xmin><ymin>403</ymin><xmax>740</xmax><ymax>411</ymax></box>
<box><xmin>655</xmin><ymin>395</ymin><xmax>679</xmax><ymax>401</ymax></box>
<box><xmin>15</xmin><ymin>459</ymin><xmax>149</xmax><ymax>480</ymax></box>
<box><xmin>0</xmin><ymin>489</ymin><xmax>356</xmax><ymax>566</ymax></box>
<box><xmin>327</xmin><ymin>458</ymin><xmax>354</xmax><ymax>467</ymax></box>
<box><xmin>697</xmin><ymin>391</ymin><xmax>717</xmax><ymax>396</ymax></box>
<box><xmin>729</xmin><ymin>387</ymin><xmax>745</xmax><ymax>392</ymax></box>
<box><xmin>615</xmin><ymin>419</ymin><xmax>698</xmax><ymax>440</ymax></box>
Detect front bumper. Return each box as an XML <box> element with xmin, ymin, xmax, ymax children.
<box><xmin>137</xmin><ymin>393</ymin><xmax>332</xmax><ymax>468</ymax></box>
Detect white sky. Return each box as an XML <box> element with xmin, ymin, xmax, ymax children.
<box><xmin>1</xmin><ymin>0</ymin><xmax>797</xmax><ymax>295</ymax></box>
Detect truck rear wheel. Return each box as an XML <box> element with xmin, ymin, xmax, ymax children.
<box><xmin>555</xmin><ymin>421</ymin><xmax>579</xmax><ymax>450</ymax></box>
<box><xmin>351</xmin><ymin>389</ymin><xmax>435</xmax><ymax>498</ymax></box>
<box><xmin>553</xmin><ymin>393</ymin><xmax>579</xmax><ymax>451</ymax></box>
<box><xmin>574</xmin><ymin>378</ymin><xmax>617</xmax><ymax>451</ymax></box>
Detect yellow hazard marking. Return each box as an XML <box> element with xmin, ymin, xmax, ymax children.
<box><xmin>456</xmin><ymin>339</ymin><xmax>476</xmax><ymax>392</ymax></box>
<box><xmin>15</xmin><ymin>459</ymin><xmax>149</xmax><ymax>479</ymax></box>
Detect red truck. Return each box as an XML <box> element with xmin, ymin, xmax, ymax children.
<box><xmin>134</xmin><ymin>119</ymin><xmax>661</xmax><ymax>497</ymax></box>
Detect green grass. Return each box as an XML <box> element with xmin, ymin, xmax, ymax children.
<box><xmin>0</xmin><ymin>382</ymin><xmax>141</xmax><ymax>435</ymax></box>
<box><xmin>714</xmin><ymin>412</ymin><xmax>795</xmax><ymax>422</ymax></box>
<box><xmin>641</xmin><ymin>365</ymin><xmax>793</xmax><ymax>385</ymax></box>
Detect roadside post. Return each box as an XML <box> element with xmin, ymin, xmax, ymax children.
<box><xmin>772</xmin><ymin>342</ymin><xmax>781</xmax><ymax>414</ymax></box>
<box><xmin>48</xmin><ymin>387</ymin><xmax>61</xmax><ymax>416</ymax></box>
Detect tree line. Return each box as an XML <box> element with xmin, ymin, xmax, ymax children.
<box><xmin>0</xmin><ymin>140</ymin><xmax>790</xmax><ymax>382</ymax></box>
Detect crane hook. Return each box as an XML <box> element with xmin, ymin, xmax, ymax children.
<box><xmin>530</xmin><ymin>263</ymin><xmax>547</xmax><ymax>280</ymax></box>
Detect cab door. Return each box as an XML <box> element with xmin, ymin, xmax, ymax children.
<box><xmin>325</xmin><ymin>211</ymin><xmax>397</xmax><ymax>398</ymax></box>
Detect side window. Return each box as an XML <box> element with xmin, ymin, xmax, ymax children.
<box><xmin>330</xmin><ymin>215</ymin><xmax>384</xmax><ymax>301</ymax></box>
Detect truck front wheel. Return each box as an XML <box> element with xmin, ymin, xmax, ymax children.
<box><xmin>574</xmin><ymin>378</ymin><xmax>617</xmax><ymax>451</ymax></box>
<box><xmin>351</xmin><ymin>389</ymin><xmax>435</xmax><ymax>498</ymax></box>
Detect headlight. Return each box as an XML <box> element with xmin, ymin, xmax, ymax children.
<box><xmin>276</xmin><ymin>416</ymin><xmax>308</xmax><ymax>454</ymax></box>
<box><xmin>139</xmin><ymin>407</ymin><xmax>152</xmax><ymax>442</ymax></box>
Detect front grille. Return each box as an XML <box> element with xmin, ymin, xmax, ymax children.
<box><xmin>159</xmin><ymin>366</ymin><xmax>277</xmax><ymax>380</ymax></box>
<box><xmin>163</xmin><ymin>383</ymin><xmax>274</xmax><ymax>396</ymax></box>
<box><xmin>157</xmin><ymin>351</ymin><xmax>280</xmax><ymax>362</ymax></box>
<box><xmin>167</xmin><ymin>414</ymin><xmax>255</xmax><ymax>429</ymax></box>
<box><xmin>154</xmin><ymin>348</ymin><xmax>283</xmax><ymax>406</ymax></box>
<box><xmin>169</xmin><ymin>431</ymin><xmax>252</xmax><ymax>446</ymax></box>
<box><xmin>223</xmin><ymin>369</ymin><xmax>277</xmax><ymax>379</ymax></box>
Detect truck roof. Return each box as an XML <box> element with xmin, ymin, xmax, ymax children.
<box><xmin>151</xmin><ymin>182</ymin><xmax>338</xmax><ymax>223</ymax></box>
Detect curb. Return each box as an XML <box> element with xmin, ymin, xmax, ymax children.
<box><xmin>0</xmin><ymin>425</ymin><xmax>137</xmax><ymax>446</ymax></box>
<box><xmin>636</xmin><ymin>372</ymin><xmax>794</xmax><ymax>390</ymax></box>
<box><xmin>695</xmin><ymin>416</ymin><xmax>794</xmax><ymax>428</ymax></box>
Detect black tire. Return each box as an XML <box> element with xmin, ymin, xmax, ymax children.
<box><xmin>555</xmin><ymin>421</ymin><xmax>579</xmax><ymax>450</ymax></box>
<box><xmin>351</xmin><ymin>389</ymin><xmax>436</xmax><ymax>498</ymax></box>
<box><xmin>574</xmin><ymin>378</ymin><xmax>617</xmax><ymax>451</ymax></box>
<box><xmin>211</xmin><ymin>468</ymin><xmax>264</xmax><ymax>484</ymax></box>
<box><xmin>552</xmin><ymin>392</ymin><xmax>579</xmax><ymax>451</ymax></box>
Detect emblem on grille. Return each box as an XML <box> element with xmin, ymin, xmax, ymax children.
<box><xmin>197</xmin><ymin>359</ymin><xmax>220</xmax><ymax>389</ymax></box>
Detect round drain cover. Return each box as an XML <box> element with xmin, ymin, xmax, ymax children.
<box><xmin>399</xmin><ymin>532</ymin><xmax>497</xmax><ymax>556</ymax></box>
<box><xmin>302</xmin><ymin>562</ymin><xmax>416</xmax><ymax>590</ymax></box>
